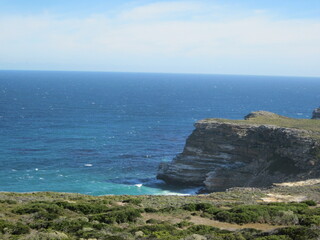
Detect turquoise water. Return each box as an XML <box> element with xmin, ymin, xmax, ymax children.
<box><xmin>0</xmin><ymin>71</ymin><xmax>319</xmax><ymax>195</ymax></box>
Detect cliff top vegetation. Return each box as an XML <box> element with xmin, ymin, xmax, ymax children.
<box><xmin>201</xmin><ymin>111</ymin><xmax>320</xmax><ymax>139</ymax></box>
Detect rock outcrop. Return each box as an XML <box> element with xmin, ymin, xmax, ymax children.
<box><xmin>157</xmin><ymin>111</ymin><xmax>320</xmax><ymax>192</ymax></box>
<box><xmin>312</xmin><ymin>107</ymin><xmax>320</xmax><ymax>119</ymax></box>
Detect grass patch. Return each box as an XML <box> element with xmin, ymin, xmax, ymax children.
<box><xmin>201</xmin><ymin>111</ymin><xmax>320</xmax><ymax>140</ymax></box>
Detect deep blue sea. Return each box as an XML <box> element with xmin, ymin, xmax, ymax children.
<box><xmin>1</xmin><ymin>71</ymin><xmax>320</xmax><ymax>195</ymax></box>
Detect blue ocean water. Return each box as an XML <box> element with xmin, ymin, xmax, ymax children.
<box><xmin>0</xmin><ymin>71</ymin><xmax>320</xmax><ymax>195</ymax></box>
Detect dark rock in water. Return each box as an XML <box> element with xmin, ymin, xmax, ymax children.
<box><xmin>157</xmin><ymin>111</ymin><xmax>320</xmax><ymax>192</ymax></box>
<box><xmin>312</xmin><ymin>108</ymin><xmax>320</xmax><ymax>119</ymax></box>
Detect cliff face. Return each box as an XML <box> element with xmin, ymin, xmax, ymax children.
<box><xmin>157</xmin><ymin>111</ymin><xmax>320</xmax><ymax>192</ymax></box>
<box><xmin>312</xmin><ymin>108</ymin><xmax>320</xmax><ymax>119</ymax></box>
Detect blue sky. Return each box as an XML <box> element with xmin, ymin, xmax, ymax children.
<box><xmin>0</xmin><ymin>0</ymin><xmax>320</xmax><ymax>76</ymax></box>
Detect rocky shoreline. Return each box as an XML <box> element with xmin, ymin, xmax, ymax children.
<box><xmin>158</xmin><ymin>111</ymin><xmax>320</xmax><ymax>192</ymax></box>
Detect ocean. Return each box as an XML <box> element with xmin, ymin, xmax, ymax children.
<box><xmin>0</xmin><ymin>71</ymin><xmax>319</xmax><ymax>195</ymax></box>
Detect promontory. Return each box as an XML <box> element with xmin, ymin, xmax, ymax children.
<box><xmin>157</xmin><ymin>111</ymin><xmax>320</xmax><ymax>192</ymax></box>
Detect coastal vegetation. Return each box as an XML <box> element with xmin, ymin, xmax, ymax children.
<box><xmin>1</xmin><ymin>183</ymin><xmax>320</xmax><ymax>240</ymax></box>
<box><xmin>202</xmin><ymin>111</ymin><xmax>320</xmax><ymax>139</ymax></box>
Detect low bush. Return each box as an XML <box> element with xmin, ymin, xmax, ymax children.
<box><xmin>132</xmin><ymin>223</ymin><xmax>186</xmax><ymax>240</ymax></box>
<box><xmin>0</xmin><ymin>199</ymin><xmax>17</xmax><ymax>204</ymax></box>
<box><xmin>146</xmin><ymin>218</ymin><xmax>163</xmax><ymax>224</ymax></box>
<box><xmin>51</xmin><ymin>218</ymin><xmax>91</xmax><ymax>234</ymax></box>
<box><xmin>0</xmin><ymin>220</ymin><xmax>29</xmax><ymax>235</ymax></box>
<box><xmin>55</xmin><ymin>201</ymin><xmax>109</xmax><ymax>214</ymax></box>
<box><xmin>275</xmin><ymin>226</ymin><xmax>320</xmax><ymax>240</ymax></box>
<box><xmin>144</xmin><ymin>207</ymin><xmax>158</xmax><ymax>213</ymax></box>
<box><xmin>214</xmin><ymin>203</ymin><xmax>308</xmax><ymax>225</ymax></box>
<box><xmin>175</xmin><ymin>220</ymin><xmax>194</xmax><ymax>228</ymax></box>
<box><xmin>132</xmin><ymin>223</ymin><xmax>177</xmax><ymax>235</ymax></box>
<box><xmin>187</xmin><ymin>224</ymin><xmax>224</xmax><ymax>235</ymax></box>
<box><xmin>255</xmin><ymin>236</ymin><xmax>291</xmax><ymax>240</ymax></box>
<box><xmin>159</xmin><ymin>206</ymin><xmax>177</xmax><ymax>213</ymax></box>
<box><xmin>301</xmin><ymin>200</ymin><xmax>317</xmax><ymax>206</ymax></box>
<box><xmin>12</xmin><ymin>222</ymin><xmax>30</xmax><ymax>235</ymax></box>
<box><xmin>0</xmin><ymin>219</ymin><xmax>14</xmax><ymax>234</ymax></box>
<box><xmin>122</xmin><ymin>198</ymin><xmax>142</xmax><ymax>205</ymax></box>
<box><xmin>90</xmin><ymin>207</ymin><xmax>141</xmax><ymax>224</ymax></box>
<box><xmin>13</xmin><ymin>202</ymin><xmax>62</xmax><ymax>215</ymax></box>
<box><xmin>298</xmin><ymin>215</ymin><xmax>320</xmax><ymax>226</ymax></box>
<box><xmin>183</xmin><ymin>203</ymin><xmax>220</xmax><ymax>214</ymax></box>
<box><xmin>29</xmin><ymin>220</ymin><xmax>51</xmax><ymax>230</ymax></box>
<box><xmin>22</xmin><ymin>231</ymin><xmax>71</xmax><ymax>240</ymax></box>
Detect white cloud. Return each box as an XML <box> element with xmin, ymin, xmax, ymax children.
<box><xmin>0</xmin><ymin>1</ymin><xmax>320</xmax><ymax>76</ymax></box>
<box><xmin>118</xmin><ymin>1</ymin><xmax>204</xmax><ymax>21</ymax></box>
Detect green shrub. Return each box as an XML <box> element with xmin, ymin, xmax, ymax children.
<box><xmin>215</xmin><ymin>209</ymin><xmax>262</xmax><ymax>224</ymax></box>
<box><xmin>255</xmin><ymin>236</ymin><xmax>291</xmax><ymax>240</ymax></box>
<box><xmin>132</xmin><ymin>223</ymin><xmax>177</xmax><ymax>235</ymax></box>
<box><xmin>0</xmin><ymin>199</ymin><xmax>17</xmax><ymax>204</ymax></box>
<box><xmin>0</xmin><ymin>219</ymin><xmax>14</xmax><ymax>234</ymax></box>
<box><xmin>22</xmin><ymin>231</ymin><xmax>71</xmax><ymax>240</ymax></box>
<box><xmin>11</xmin><ymin>222</ymin><xmax>30</xmax><ymax>235</ymax></box>
<box><xmin>133</xmin><ymin>224</ymin><xmax>185</xmax><ymax>240</ymax></box>
<box><xmin>122</xmin><ymin>198</ymin><xmax>142</xmax><ymax>205</ymax></box>
<box><xmin>13</xmin><ymin>202</ymin><xmax>62</xmax><ymax>215</ymax></box>
<box><xmin>150</xmin><ymin>230</ymin><xmax>184</xmax><ymax>240</ymax></box>
<box><xmin>146</xmin><ymin>218</ymin><xmax>163</xmax><ymax>224</ymax></box>
<box><xmin>0</xmin><ymin>220</ymin><xmax>29</xmax><ymax>235</ymax></box>
<box><xmin>187</xmin><ymin>225</ymin><xmax>222</xmax><ymax>235</ymax></box>
<box><xmin>183</xmin><ymin>203</ymin><xmax>220</xmax><ymax>214</ymax></box>
<box><xmin>275</xmin><ymin>226</ymin><xmax>320</xmax><ymax>240</ymax></box>
<box><xmin>175</xmin><ymin>220</ymin><xmax>194</xmax><ymax>228</ymax></box>
<box><xmin>104</xmin><ymin>236</ymin><xmax>126</xmax><ymax>240</ymax></box>
<box><xmin>29</xmin><ymin>220</ymin><xmax>51</xmax><ymax>230</ymax></box>
<box><xmin>90</xmin><ymin>207</ymin><xmax>141</xmax><ymax>224</ymax></box>
<box><xmin>238</xmin><ymin>228</ymin><xmax>262</xmax><ymax>239</ymax></box>
<box><xmin>52</xmin><ymin>218</ymin><xmax>91</xmax><ymax>233</ymax></box>
<box><xmin>144</xmin><ymin>207</ymin><xmax>158</xmax><ymax>213</ymax></box>
<box><xmin>217</xmin><ymin>233</ymin><xmax>247</xmax><ymax>240</ymax></box>
<box><xmin>76</xmin><ymin>229</ymin><xmax>107</xmax><ymax>239</ymax></box>
<box><xmin>183</xmin><ymin>203</ymin><xmax>197</xmax><ymax>211</ymax></box>
<box><xmin>159</xmin><ymin>206</ymin><xmax>177</xmax><ymax>213</ymax></box>
<box><xmin>272</xmin><ymin>210</ymin><xmax>299</xmax><ymax>225</ymax></box>
<box><xmin>299</xmin><ymin>215</ymin><xmax>320</xmax><ymax>226</ymax></box>
<box><xmin>214</xmin><ymin>204</ymin><xmax>308</xmax><ymax>225</ymax></box>
<box><xmin>55</xmin><ymin>201</ymin><xmax>109</xmax><ymax>214</ymax></box>
<box><xmin>300</xmin><ymin>207</ymin><xmax>320</xmax><ymax>216</ymax></box>
<box><xmin>301</xmin><ymin>200</ymin><xmax>317</xmax><ymax>206</ymax></box>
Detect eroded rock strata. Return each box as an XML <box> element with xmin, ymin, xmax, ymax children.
<box><xmin>157</xmin><ymin>111</ymin><xmax>320</xmax><ymax>192</ymax></box>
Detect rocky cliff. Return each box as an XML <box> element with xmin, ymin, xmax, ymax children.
<box><xmin>157</xmin><ymin>111</ymin><xmax>320</xmax><ymax>192</ymax></box>
<box><xmin>312</xmin><ymin>107</ymin><xmax>320</xmax><ymax>119</ymax></box>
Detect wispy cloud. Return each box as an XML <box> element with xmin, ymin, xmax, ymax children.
<box><xmin>0</xmin><ymin>1</ymin><xmax>320</xmax><ymax>76</ymax></box>
<box><xmin>118</xmin><ymin>1</ymin><xmax>204</xmax><ymax>21</ymax></box>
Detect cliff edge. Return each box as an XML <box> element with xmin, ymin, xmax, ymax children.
<box><xmin>312</xmin><ymin>107</ymin><xmax>320</xmax><ymax>119</ymax></box>
<box><xmin>157</xmin><ymin>111</ymin><xmax>320</xmax><ymax>192</ymax></box>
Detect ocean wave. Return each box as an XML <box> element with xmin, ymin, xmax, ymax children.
<box><xmin>107</xmin><ymin>177</ymin><xmax>200</xmax><ymax>195</ymax></box>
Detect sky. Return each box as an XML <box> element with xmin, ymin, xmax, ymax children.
<box><xmin>0</xmin><ymin>0</ymin><xmax>320</xmax><ymax>76</ymax></box>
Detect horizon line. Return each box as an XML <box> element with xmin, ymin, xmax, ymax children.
<box><xmin>1</xmin><ymin>69</ymin><xmax>320</xmax><ymax>79</ymax></box>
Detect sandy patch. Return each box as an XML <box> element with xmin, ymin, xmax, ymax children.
<box><xmin>142</xmin><ymin>213</ymin><xmax>282</xmax><ymax>231</ymax></box>
<box><xmin>261</xmin><ymin>193</ymin><xmax>306</xmax><ymax>203</ymax></box>
<box><xmin>190</xmin><ymin>216</ymin><xmax>283</xmax><ymax>231</ymax></box>
<box><xmin>273</xmin><ymin>179</ymin><xmax>320</xmax><ymax>187</ymax></box>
